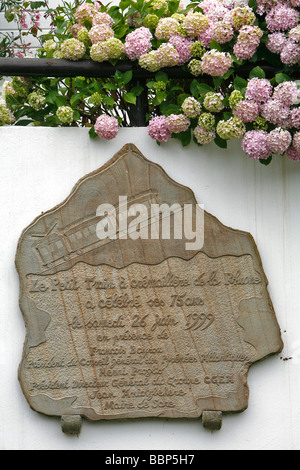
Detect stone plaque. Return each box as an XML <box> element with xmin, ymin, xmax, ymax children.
<box><xmin>16</xmin><ymin>144</ymin><xmax>283</xmax><ymax>433</ymax></box>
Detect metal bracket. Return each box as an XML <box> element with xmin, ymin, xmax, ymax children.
<box><xmin>61</xmin><ymin>415</ymin><xmax>82</xmax><ymax>436</ymax></box>
<box><xmin>202</xmin><ymin>411</ymin><xmax>222</xmax><ymax>431</ymax></box>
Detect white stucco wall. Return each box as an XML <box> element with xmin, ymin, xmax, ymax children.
<box><xmin>0</xmin><ymin>127</ymin><xmax>300</xmax><ymax>450</ymax></box>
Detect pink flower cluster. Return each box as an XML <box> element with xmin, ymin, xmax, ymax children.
<box><xmin>124</xmin><ymin>27</ymin><xmax>152</xmax><ymax>60</ymax></box>
<box><xmin>94</xmin><ymin>115</ymin><xmax>119</xmax><ymax>140</ymax></box>
<box><xmin>74</xmin><ymin>3</ymin><xmax>99</xmax><ymax>25</ymax></box>
<box><xmin>148</xmin><ymin>113</ymin><xmax>191</xmax><ymax>142</ymax></box>
<box><xmin>211</xmin><ymin>21</ymin><xmax>234</xmax><ymax>44</ymax></box>
<box><xmin>241</xmin><ymin>130</ymin><xmax>271</xmax><ymax>160</ymax></box>
<box><xmin>168</xmin><ymin>35</ymin><xmax>192</xmax><ymax>65</ymax></box>
<box><xmin>245</xmin><ymin>79</ymin><xmax>300</xmax><ymax>128</ymax></box>
<box><xmin>245</xmin><ymin>78</ymin><xmax>273</xmax><ymax>103</ymax></box>
<box><xmin>233</xmin><ymin>100</ymin><xmax>259</xmax><ymax>122</ymax></box>
<box><xmin>200</xmin><ymin>50</ymin><xmax>233</xmax><ymax>77</ymax></box>
<box><xmin>265</xmin><ymin>3</ymin><xmax>300</xmax><ymax>65</ymax></box>
<box><xmin>147</xmin><ymin>116</ymin><xmax>172</xmax><ymax>142</ymax></box>
<box><xmin>155</xmin><ymin>18</ymin><xmax>179</xmax><ymax>39</ymax></box>
<box><xmin>93</xmin><ymin>12</ymin><xmax>114</xmax><ymax>27</ymax></box>
<box><xmin>233</xmin><ymin>25</ymin><xmax>263</xmax><ymax>61</ymax></box>
<box><xmin>265</xmin><ymin>3</ymin><xmax>299</xmax><ymax>32</ymax></box>
<box><xmin>240</xmin><ymin>78</ymin><xmax>300</xmax><ymax>160</ymax></box>
<box><xmin>156</xmin><ymin>44</ymin><xmax>179</xmax><ymax>67</ymax></box>
<box><xmin>89</xmin><ymin>24</ymin><xmax>114</xmax><ymax>44</ymax></box>
<box><xmin>255</xmin><ymin>0</ymin><xmax>278</xmax><ymax>15</ymax></box>
<box><xmin>242</xmin><ymin>127</ymin><xmax>293</xmax><ymax>160</ymax></box>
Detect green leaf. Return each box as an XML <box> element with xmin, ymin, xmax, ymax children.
<box><xmin>177</xmin><ymin>93</ymin><xmax>190</xmax><ymax>106</ymax></box>
<box><xmin>54</xmin><ymin>96</ymin><xmax>68</xmax><ymax>107</ymax></box>
<box><xmin>103</xmin><ymin>82</ymin><xmax>118</xmax><ymax>90</ymax></box>
<box><xmin>190</xmin><ymin>80</ymin><xmax>200</xmax><ymax>98</ymax></box>
<box><xmin>213</xmin><ymin>77</ymin><xmax>223</xmax><ymax>89</ymax></box>
<box><xmin>70</xmin><ymin>93</ymin><xmax>86</xmax><ymax>107</ymax></box>
<box><xmin>233</xmin><ymin>76</ymin><xmax>248</xmax><ymax>92</ymax></box>
<box><xmin>30</xmin><ymin>2</ymin><xmax>46</xmax><ymax>8</ymax></box>
<box><xmin>130</xmin><ymin>86</ymin><xmax>144</xmax><ymax>96</ymax></box>
<box><xmin>248</xmin><ymin>0</ymin><xmax>257</xmax><ymax>8</ymax></box>
<box><xmin>123</xmin><ymin>70</ymin><xmax>133</xmax><ymax>85</ymax></box>
<box><xmin>124</xmin><ymin>92</ymin><xmax>137</xmax><ymax>104</ymax></box>
<box><xmin>214</xmin><ymin>135</ymin><xmax>227</xmax><ymax>149</ymax></box>
<box><xmin>73</xmin><ymin>110</ymin><xmax>81</xmax><ymax>121</ymax></box>
<box><xmin>146</xmin><ymin>81</ymin><xmax>155</xmax><ymax>89</ymax></box>
<box><xmin>209</xmin><ymin>40</ymin><xmax>222</xmax><ymax>52</ymax></box>
<box><xmin>275</xmin><ymin>73</ymin><xmax>291</xmax><ymax>84</ymax></box>
<box><xmin>115</xmin><ymin>25</ymin><xmax>129</xmax><ymax>39</ymax></box>
<box><xmin>89</xmin><ymin>127</ymin><xmax>98</xmax><ymax>139</ymax></box>
<box><xmin>176</xmin><ymin>129</ymin><xmax>191</xmax><ymax>147</ymax></box>
<box><xmin>155</xmin><ymin>72</ymin><xmax>169</xmax><ymax>83</ymax></box>
<box><xmin>191</xmin><ymin>81</ymin><xmax>214</xmax><ymax>97</ymax></box>
<box><xmin>154</xmin><ymin>91</ymin><xmax>167</xmax><ymax>105</ymax></box>
<box><xmin>102</xmin><ymin>95</ymin><xmax>115</xmax><ymax>107</ymax></box>
<box><xmin>259</xmin><ymin>155</ymin><xmax>273</xmax><ymax>165</ymax></box>
<box><xmin>249</xmin><ymin>66</ymin><xmax>266</xmax><ymax>79</ymax></box>
<box><xmin>160</xmin><ymin>102</ymin><xmax>181</xmax><ymax>116</ymax></box>
<box><xmin>168</xmin><ymin>0</ymin><xmax>180</xmax><ymax>15</ymax></box>
<box><xmin>5</xmin><ymin>11</ymin><xmax>15</xmax><ymax>22</ymax></box>
<box><xmin>14</xmin><ymin>119</ymin><xmax>33</xmax><ymax>126</ymax></box>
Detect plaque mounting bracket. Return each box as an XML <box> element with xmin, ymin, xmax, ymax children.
<box><xmin>61</xmin><ymin>415</ymin><xmax>82</xmax><ymax>436</ymax></box>
<box><xmin>202</xmin><ymin>411</ymin><xmax>223</xmax><ymax>431</ymax></box>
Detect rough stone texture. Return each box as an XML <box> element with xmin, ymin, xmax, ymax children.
<box><xmin>16</xmin><ymin>143</ymin><xmax>283</xmax><ymax>430</ymax></box>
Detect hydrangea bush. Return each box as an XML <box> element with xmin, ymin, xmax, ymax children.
<box><xmin>1</xmin><ymin>0</ymin><xmax>300</xmax><ymax>163</ymax></box>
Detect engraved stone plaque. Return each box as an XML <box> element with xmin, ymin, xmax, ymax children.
<box><xmin>16</xmin><ymin>144</ymin><xmax>283</xmax><ymax>433</ymax></box>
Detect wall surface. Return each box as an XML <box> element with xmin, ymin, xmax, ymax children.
<box><xmin>0</xmin><ymin>127</ymin><xmax>300</xmax><ymax>450</ymax></box>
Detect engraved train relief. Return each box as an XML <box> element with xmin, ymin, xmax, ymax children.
<box><xmin>31</xmin><ymin>190</ymin><xmax>160</xmax><ymax>273</ymax></box>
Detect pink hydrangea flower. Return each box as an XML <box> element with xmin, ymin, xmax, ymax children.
<box><xmin>124</xmin><ymin>27</ymin><xmax>152</xmax><ymax>60</ymax></box>
<box><xmin>265</xmin><ymin>4</ymin><xmax>299</xmax><ymax>32</ymax></box>
<box><xmin>273</xmin><ymin>81</ymin><xmax>300</xmax><ymax>106</ymax></box>
<box><xmin>201</xmin><ymin>50</ymin><xmax>232</xmax><ymax>77</ymax></box>
<box><xmin>155</xmin><ymin>18</ymin><xmax>179</xmax><ymax>39</ymax></box>
<box><xmin>193</xmin><ymin>125</ymin><xmax>216</xmax><ymax>145</ymax></box>
<box><xmin>241</xmin><ymin>130</ymin><xmax>271</xmax><ymax>160</ymax></box>
<box><xmin>233</xmin><ymin>25</ymin><xmax>263</xmax><ymax>61</ymax></box>
<box><xmin>88</xmin><ymin>24</ymin><xmax>114</xmax><ymax>44</ymax></box>
<box><xmin>256</xmin><ymin>0</ymin><xmax>278</xmax><ymax>15</ymax></box>
<box><xmin>168</xmin><ymin>35</ymin><xmax>192</xmax><ymax>65</ymax></box>
<box><xmin>288</xmin><ymin>25</ymin><xmax>300</xmax><ymax>43</ymax></box>
<box><xmin>280</xmin><ymin>40</ymin><xmax>300</xmax><ymax>66</ymax></box>
<box><xmin>205</xmin><ymin>4</ymin><xmax>229</xmax><ymax>23</ymax></box>
<box><xmin>261</xmin><ymin>99</ymin><xmax>291</xmax><ymax>127</ymax></box>
<box><xmin>268</xmin><ymin>128</ymin><xmax>292</xmax><ymax>154</ymax></box>
<box><xmin>266</xmin><ymin>32</ymin><xmax>288</xmax><ymax>54</ymax></box>
<box><xmin>245</xmin><ymin>78</ymin><xmax>273</xmax><ymax>103</ymax></box>
<box><xmin>166</xmin><ymin>114</ymin><xmax>190</xmax><ymax>133</ymax></box>
<box><xmin>94</xmin><ymin>115</ymin><xmax>119</xmax><ymax>140</ymax></box>
<box><xmin>197</xmin><ymin>23</ymin><xmax>213</xmax><ymax>48</ymax></box>
<box><xmin>74</xmin><ymin>3</ymin><xmax>99</xmax><ymax>25</ymax></box>
<box><xmin>286</xmin><ymin>146</ymin><xmax>300</xmax><ymax>161</ymax></box>
<box><xmin>156</xmin><ymin>44</ymin><xmax>180</xmax><ymax>67</ymax></box>
<box><xmin>290</xmin><ymin>108</ymin><xmax>300</xmax><ymax>128</ymax></box>
<box><xmin>211</xmin><ymin>21</ymin><xmax>234</xmax><ymax>44</ymax></box>
<box><xmin>148</xmin><ymin>116</ymin><xmax>172</xmax><ymax>142</ymax></box>
<box><xmin>199</xmin><ymin>0</ymin><xmax>223</xmax><ymax>14</ymax></box>
<box><xmin>233</xmin><ymin>100</ymin><xmax>259</xmax><ymax>122</ymax></box>
<box><xmin>182</xmin><ymin>12</ymin><xmax>210</xmax><ymax>37</ymax></box>
<box><xmin>292</xmin><ymin>131</ymin><xmax>300</xmax><ymax>152</ymax></box>
<box><xmin>93</xmin><ymin>12</ymin><xmax>114</xmax><ymax>26</ymax></box>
